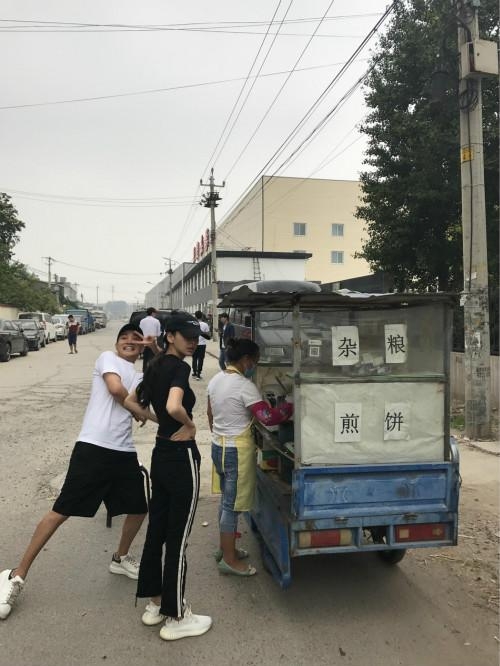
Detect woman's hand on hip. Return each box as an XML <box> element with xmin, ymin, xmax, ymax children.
<box><xmin>170</xmin><ymin>424</ymin><xmax>196</xmax><ymax>441</ymax></box>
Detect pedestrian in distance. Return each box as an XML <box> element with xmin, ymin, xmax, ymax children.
<box><xmin>218</xmin><ymin>312</ymin><xmax>235</xmax><ymax>371</ymax></box>
<box><xmin>191</xmin><ymin>310</ymin><xmax>211</xmax><ymax>380</ymax></box>
<box><xmin>66</xmin><ymin>314</ymin><xmax>79</xmax><ymax>354</ymax></box>
<box><xmin>207</xmin><ymin>338</ymin><xmax>293</xmax><ymax>577</ymax></box>
<box><xmin>0</xmin><ymin>323</ymin><xmax>158</xmax><ymax>621</ymax></box>
<box><xmin>125</xmin><ymin>311</ymin><xmax>212</xmax><ymax>641</ymax></box>
<box><xmin>139</xmin><ymin>307</ymin><xmax>162</xmax><ymax>372</ymax></box>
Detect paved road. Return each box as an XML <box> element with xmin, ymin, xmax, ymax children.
<box><xmin>0</xmin><ymin>324</ymin><xmax>497</xmax><ymax>666</ymax></box>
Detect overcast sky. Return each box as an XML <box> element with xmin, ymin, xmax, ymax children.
<box><xmin>1</xmin><ymin>0</ymin><xmax>390</xmax><ymax>303</ymax></box>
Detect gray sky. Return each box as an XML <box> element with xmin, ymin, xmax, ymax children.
<box><xmin>1</xmin><ymin>0</ymin><xmax>390</xmax><ymax>303</ymax></box>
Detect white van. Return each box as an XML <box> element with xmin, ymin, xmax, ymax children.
<box><xmin>19</xmin><ymin>312</ymin><xmax>57</xmax><ymax>344</ymax></box>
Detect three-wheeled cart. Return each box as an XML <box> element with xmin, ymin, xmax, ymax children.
<box><xmin>219</xmin><ymin>285</ymin><xmax>460</xmax><ymax>588</ymax></box>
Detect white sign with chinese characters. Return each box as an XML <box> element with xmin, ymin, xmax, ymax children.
<box><xmin>385</xmin><ymin>324</ymin><xmax>407</xmax><ymax>363</ymax></box>
<box><xmin>334</xmin><ymin>402</ymin><xmax>362</xmax><ymax>442</ymax></box>
<box><xmin>331</xmin><ymin>326</ymin><xmax>359</xmax><ymax>365</ymax></box>
<box><xmin>383</xmin><ymin>402</ymin><xmax>411</xmax><ymax>440</ymax></box>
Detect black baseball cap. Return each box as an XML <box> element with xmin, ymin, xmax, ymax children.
<box><xmin>165</xmin><ymin>312</ymin><xmax>201</xmax><ymax>339</ymax></box>
<box><xmin>116</xmin><ymin>323</ymin><xmax>143</xmax><ymax>341</ymax></box>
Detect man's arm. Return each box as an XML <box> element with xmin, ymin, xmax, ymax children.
<box><xmin>103</xmin><ymin>372</ymin><xmax>128</xmax><ymax>406</ymax></box>
<box><xmin>104</xmin><ymin>372</ymin><xmax>157</xmax><ymax>423</ymax></box>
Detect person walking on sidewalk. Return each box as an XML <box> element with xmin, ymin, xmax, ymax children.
<box><xmin>139</xmin><ymin>307</ymin><xmax>162</xmax><ymax>372</ymax></box>
<box><xmin>125</xmin><ymin>311</ymin><xmax>212</xmax><ymax>641</ymax></box>
<box><xmin>66</xmin><ymin>314</ymin><xmax>79</xmax><ymax>354</ymax></box>
<box><xmin>0</xmin><ymin>323</ymin><xmax>157</xmax><ymax>621</ymax></box>
<box><xmin>218</xmin><ymin>312</ymin><xmax>235</xmax><ymax>370</ymax></box>
<box><xmin>192</xmin><ymin>310</ymin><xmax>211</xmax><ymax>380</ymax></box>
<box><xmin>207</xmin><ymin>338</ymin><xmax>293</xmax><ymax>577</ymax></box>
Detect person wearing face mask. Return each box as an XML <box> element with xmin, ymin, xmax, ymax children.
<box><xmin>207</xmin><ymin>338</ymin><xmax>293</xmax><ymax>577</ymax></box>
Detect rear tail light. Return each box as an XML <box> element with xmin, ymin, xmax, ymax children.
<box><xmin>298</xmin><ymin>529</ymin><xmax>352</xmax><ymax>549</ymax></box>
<box><xmin>395</xmin><ymin>524</ymin><xmax>447</xmax><ymax>542</ymax></box>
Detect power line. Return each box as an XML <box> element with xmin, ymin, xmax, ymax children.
<box><xmin>223</xmin><ymin>0</ymin><xmax>337</xmax><ymax>182</ymax></box>
<box><xmin>50</xmin><ymin>258</ymin><xmax>164</xmax><ymax>276</ymax></box>
<box><xmin>0</xmin><ymin>60</ymin><xmax>366</xmax><ymax>111</ymax></box>
<box><xmin>220</xmin><ymin>4</ymin><xmax>394</xmax><ymax>221</ymax></box>
<box><xmin>207</xmin><ymin>0</ymin><xmax>294</xmax><ymax>175</ymax></box>
<box><xmin>0</xmin><ymin>15</ymin><xmax>381</xmax><ymax>36</ymax></box>
<box><xmin>173</xmin><ymin>3</ymin><xmax>286</xmax><ymax>261</ymax></box>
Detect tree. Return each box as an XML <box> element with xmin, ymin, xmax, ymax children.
<box><xmin>356</xmin><ymin>0</ymin><xmax>498</xmax><ymax>301</ymax></box>
<box><xmin>0</xmin><ymin>193</ymin><xmax>25</xmax><ymax>263</ymax></box>
<box><xmin>0</xmin><ymin>193</ymin><xmax>59</xmax><ymax>312</ymax></box>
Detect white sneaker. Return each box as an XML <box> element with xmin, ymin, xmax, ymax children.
<box><xmin>142</xmin><ymin>601</ymin><xmax>166</xmax><ymax>626</ymax></box>
<box><xmin>109</xmin><ymin>553</ymin><xmax>139</xmax><ymax>580</ymax></box>
<box><xmin>0</xmin><ymin>569</ymin><xmax>24</xmax><ymax>620</ymax></box>
<box><xmin>159</xmin><ymin>604</ymin><xmax>212</xmax><ymax>641</ymax></box>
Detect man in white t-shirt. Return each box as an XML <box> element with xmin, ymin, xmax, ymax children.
<box><xmin>0</xmin><ymin>323</ymin><xmax>158</xmax><ymax>621</ymax></box>
<box><xmin>192</xmin><ymin>310</ymin><xmax>211</xmax><ymax>380</ymax></box>
<box><xmin>139</xmin><ymin>307</ymin><xmax>162</xmax><ymax>372</ymax></box>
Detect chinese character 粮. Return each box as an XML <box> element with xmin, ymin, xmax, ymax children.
<box><xmin>386</xmin><ymin>334</ymin><xmax>406</xmax><ymax>356</ymax></box>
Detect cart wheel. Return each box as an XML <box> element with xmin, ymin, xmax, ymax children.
<box><xmin>370</xmin><ymin>527</ymin><xmax>407</xmax><ymax>565</ymax></box>
<box><xmin>376</xmin><ymin>549</ymin><xmax>407</xmax><ymax>565</ymax></box>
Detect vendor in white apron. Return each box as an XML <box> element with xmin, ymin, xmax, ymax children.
<box><xmin>207</xmin><ymin>338</ymin><xmax>293</xmax><ymax>577</ymax></box>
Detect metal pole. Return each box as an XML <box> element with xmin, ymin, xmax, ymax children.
<box><xmin>457</xmin><ymin>1</ymin><xmax>491</xmax><ymax>438</ymax></box>
<box><xmin>181</xmin><ymin>263</ymin><xmax>185</xmax><ymax>309</ymax></box>
<box><xmin>200</xmin><ymin>168</ymin><xmax>225</xmax><ymax>343</ymax></box>
<box><xmin>168</xmin><ymin>259</ymin><xmax>173</xmax><ymax>309</ymax></box>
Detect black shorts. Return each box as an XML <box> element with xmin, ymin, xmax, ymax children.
<box><xmin>52</xmin><ymin>441</ymin><xmax>148</xmax><ymax>518</ymax></box>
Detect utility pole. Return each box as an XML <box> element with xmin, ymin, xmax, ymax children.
<box><xmin>96</xmin><ymin>285</ymin><xmax>99</xmax><ymax>306</ymax></box>
<box><xmin>43</xmin><ymin>256</ymin><xmax>54</xmax><ymax>290</ymax></box>
<box><xmin>162</xmin><ymin>257</ymin><xmax>175</xmax><ymax>309</ymax></box>
<box><xmin>168</xmin><ymin>259</ymin><xmax>173</xmax><ymax>309</ymax></box>
<box><xmin>456</xmin><ymin>0</ymin><xmax>497</xmax><ymax>438</ymax></box>
<box><xmin>200</xmin><ymin>168</ymin><xmax>225</xmax><ymax>342</ymax></box>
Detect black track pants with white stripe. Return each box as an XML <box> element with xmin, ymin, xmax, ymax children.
<box><xmin>136</xmin><ymin>440</ymin><xmax>200</xmax><ymax>618</ymax></box>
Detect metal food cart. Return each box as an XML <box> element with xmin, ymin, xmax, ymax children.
<box><xmin>219</xmin><ymin>285</ymin><xmax>460</xmax><ymax>588</ymax></box>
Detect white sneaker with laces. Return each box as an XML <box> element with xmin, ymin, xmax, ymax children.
<box><xmin>109</xmin><ymin>553</ymin><xmax>139</xmax><ymax>580</ymax></box>
<box><xmin>159</xmin><ymin>604</ymin><xmax>212</xmax><ymax>641</ymax></box>
<box><xmin>0</xmin><ymin>569</ymin><xmax>25</xmax><ymax>620</ymax></box>
<box><xmin>142</xmin><ymin>601</ymin><xmax>166</xmax><ymax>626</ymax></box>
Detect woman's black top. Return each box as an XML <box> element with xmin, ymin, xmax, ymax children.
<box><xmin>149</xmin><ymin>354</ymin><xmax>195</xmax><ymax>439</ymax></box>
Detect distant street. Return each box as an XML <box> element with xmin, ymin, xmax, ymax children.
<box><xmin>0</xmin><ymin>323</ymin><xmax>498</xmax><ymax>666</ymax></box>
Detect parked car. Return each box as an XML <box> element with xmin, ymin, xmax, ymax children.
<box><xmin>0</xmin><ymin>319</ymin><xmax>29</xmax><ymax>361</ymax></box>
<box><xmin>52</xmin><ymin>315</ymin><xmax>68</xmax><ymax>340</ymax></box>
<box><xmin>13</xmin><ymin>319</ymin><xmax>45</xmax><ymax>351</ymax></box>
<box><xmin>18</xmin><ymin>311</ymin><xmax>56</xmax><ymax>344</ymax></box>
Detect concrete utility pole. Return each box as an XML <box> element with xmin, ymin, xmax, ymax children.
<box><xmin>456</xmin><ymin>0</ymin><xmax>497</xmax><ymax>438</ymax></box>
<box><xmin>162</xmin><ymin>257</ymin><xmax>175</xmax><ymax>309</ymax></box>
<box><xmin>200</xmin><ymin>168</ymin><xmax>225</xmax><ymax>342</ymax></box>
<box><xmin>43</xmin><ymin>256</ymin><xmax>54</xmax><ymax>290</ymax></box>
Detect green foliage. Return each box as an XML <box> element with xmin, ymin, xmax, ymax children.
<box><xmin>0</xmin><ymin>260</ymin><xmax>59</xmax><ymax>312</ymax></box>
<box><xmin>356</xmin><ymin>0</ymin><xmax>499</xmax><ymax>295</ymax></box>
<box><xmin>0</xmin><ymin>193</ymin><xmax>59</xmax><ymax>312</ymax></box>
<box><xmin>0</xmin><ymin>193</ymin><xmax>25</xmax><ymax>263</ymax></box>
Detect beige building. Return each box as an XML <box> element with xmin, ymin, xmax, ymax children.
<box><xmin>218</xmin><ymin>176</ymin><xmax>370</xmax><ymax>283</ymax></box>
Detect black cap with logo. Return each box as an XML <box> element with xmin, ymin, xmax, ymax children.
<box><xmin>116</xmin><ymin>323</ymin><xmax>143</xmax><ymax>341</ymax></box>
<box><xmin>165</xmin><ymin>312</ymin><xmax>201</xmax><ymax>339</ymax></box>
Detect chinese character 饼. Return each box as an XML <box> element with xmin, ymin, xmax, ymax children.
<box><xmin>385</xmin><ymin>411</ymin><xmax>404</xmax><ymax>432</ymax></box>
